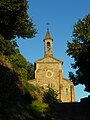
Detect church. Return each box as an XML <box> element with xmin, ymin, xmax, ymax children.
<box><xmin>30</xmin><ymin>29</ymin><xmax>75</xmax><ymax>102</ymax></box>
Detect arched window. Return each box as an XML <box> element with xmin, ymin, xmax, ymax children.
<box><xmin>47</xmin><ymin>42</ymin><xmax>50</xmax><ymax>50</ymax></box>
<box><xmin>66</xmin><ymin>88</ymin><xmax>68</xmax><ymax>95</ymax></box>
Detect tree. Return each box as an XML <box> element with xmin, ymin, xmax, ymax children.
<box><xmin>0</xmin><ymin>34</ymin><xmax>18</xmax><ymax>56</ymax></box>
<box><xmin>26</xmin><ymin>62</ymin><xmax>34</xmax><ymax>80</ymax></box>
<box><xmin>0</xmin><ymin>0</ymin><xmax>37</xmax><ymax>40</ymax></box>
<box><xmin>66</xmin><ymin>14</ymin><xmax>90</xmax><ymax>92</ymax></box>
<box><xmin>43</xmin><ymin>87</ymin><xmax>57</xmax><ymax>105</ymax></box>
<box><xmin>0</xmin><ymin>0</ymin><xmax>36</xmax><ymax>81</ymax></box>
<box><xmin>8</xmin><ymin>49</ymin><xmax>35</xmax><ymax>80</ymax></box>
<box><xmin>8</xmin><ymin>50</ymin><xmax>27</xmax><ymax>68</ymax></box>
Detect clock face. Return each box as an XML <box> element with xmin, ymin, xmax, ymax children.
<box><xmin>46</xmin><ymin>70</ymin><xmax>53</xmax><ymax>78</ymax></box>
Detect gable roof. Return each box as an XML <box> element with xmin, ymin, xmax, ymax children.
<box><xmin>35</xmin><ymin>56</ymin><xmax>63</xmax><ymax>64</ymax></box>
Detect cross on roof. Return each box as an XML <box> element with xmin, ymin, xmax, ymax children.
<box><xmin>46</xmin><ymin>22</ymin><xmax>50</xmax><ymax>32</ymax></box>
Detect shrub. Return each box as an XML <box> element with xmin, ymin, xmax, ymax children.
<box><xmin>43</xmin><ymin>87</ymin><xmax>57</xmax><ymax>105</ymax></box>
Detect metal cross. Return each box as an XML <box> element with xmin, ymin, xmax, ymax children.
<box><xmin>46</xmin><ymin>22</ymin><xmax>50</xmax><ymax>32</ymax></box>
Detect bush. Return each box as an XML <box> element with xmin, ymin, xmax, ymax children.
<box><xmin>43</xmin><ymin>87</ymin><xmax>57</xmax><ymax>105</ymax></box>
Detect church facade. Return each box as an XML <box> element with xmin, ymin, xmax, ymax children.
<box><xmin>30</xmin><ymin>30</ymin><xmax>75</xmax><ymax>102</ymax></box>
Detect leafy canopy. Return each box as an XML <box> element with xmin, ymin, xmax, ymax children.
<box><xmin>8</xmin><ymin>50</ymin><xmax>35</xmax><ymax>80</ymax></box>
<box><xmin>66</xmin><ymin>14</ymin><xmax>90</xmax><ymax>92</ymax></box>
<box><xmin>0</xmin><ymin>0</ymin><xmax>37</xmax><ymax>40</ymax></box>
<box><xmin>0</xmin><ymin>34</ymin><xmax>18</xmax><ymax>55</ymax></box>
<box><xmin>0</xmin><ymin>0</ymin><xmax>36</xmax><ymax>81</ymax></box>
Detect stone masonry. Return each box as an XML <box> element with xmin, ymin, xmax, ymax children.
<box><xmin>29</xmin><ymin>30</ymin><xmax>75</xmax><ymax>102</ymax></box>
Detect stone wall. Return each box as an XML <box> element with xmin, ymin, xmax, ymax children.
<box><xmin>60</xmin><ymin>78</ymin><xmax>75</xmax><ymax>102</ymax></box>
<box><xmin>29</xmin><ymin>56</ymin><xmax>75</xmax><ymax>102</ymax></box>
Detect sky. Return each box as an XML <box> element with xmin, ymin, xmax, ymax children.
<box><xmin>17</xmin><ymin>0</ymin><xmax>90</xmax><ymax>102</ymax></box>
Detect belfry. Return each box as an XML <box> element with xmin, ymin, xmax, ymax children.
<box><xmin>30</xmin><ymin>28</ymin><xmax>75</xmax><ymax>102</ymax></box>
<box><xmin>44</xmin><ymin>30</ymin><xmax>53</xmax><ymax>57</ymax></box>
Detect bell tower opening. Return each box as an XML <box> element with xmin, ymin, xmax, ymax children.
<box><xmin>44</xmin><ymin>32</ymin><xmax>53</xmax><ymax>57</ymax></box>
<box><xmin>44</xmin><ymin>24</ymin><xmax>53</xmax><ymax>57</ymax></box>
<box><xmin>47</xmin><ymin>42</ymin><xmax>50</xmax><ymax>51</ymax></box>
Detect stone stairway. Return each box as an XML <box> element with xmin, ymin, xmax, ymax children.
<box><xmin>51</xmin><ymin>102</ymin><xmax>90</xmax><ymax>120</ymax></box>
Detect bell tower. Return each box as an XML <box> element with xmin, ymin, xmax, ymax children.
<box><xmin>43</xmin><ymin>23</ymin><xmax>53</xmax><ymax>57</ymax></box>
<box><xmin>30</xmin><ymin>24</ymin><xmax>75</xmax><ymax>102</ymax></box>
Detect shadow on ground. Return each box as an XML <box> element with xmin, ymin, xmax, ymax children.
<box><xmin>51</xmin><ymin>101</ymin><xmax>90</xmax><ymax>120</ymax></box>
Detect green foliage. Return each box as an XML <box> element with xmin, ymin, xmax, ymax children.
<box><xmin>8</xmin><ymin>50</ymin><xmax>34</xmax><ymax>80</ymax></box>
<box><xmin>19</xmin><ymin>68</ymin><xmax>27</xmax><ymax>80</ymax></box>
<box><xmin>23</xmin><ymin>82</ymin><xmax>43</xmax><ymax>100</ymax></box>
<box><xmin>31</xmin><ymin>101</ymin><xmax>50</xmax><ymax>119</ymax></box>
<box><xmin>23</xmin><ymin>82</ymin><xmax>38</xmax><ymax>93</ymax></box>
<box><xmin>0</xmin><ymin>1</ymin><xmax>53</xmax><ymax>118</ymax></box>
<box><xmin>43</xmin><ymin>87</ymin><xmax>57</xmax><ymax>105</ymax></box>
<box><xmin>26</xmin><ymin>61</ymin><xmax>34</xmax><ymax>80</ymax></box>
<box><xmin>0</xmin><ymin>34</ymin><xmax>18</xmax><ymax>55</ymax></box>
<box><xmin>0</xmin><ymin>54</ymin><xmax>52</xmax><ymax>120</ymax></box>
<box><xmin>0</xmin><ymin>38</ymin><xmax>34</xmax><ymax>81</ymax></box>
<box><xmin>8</xmin><ymin>51</ymin><xmax>27</xmax><ymax>68</ymax></box>
<box><xmin>32</xmin><ymin>101</ymin><xmax>48</xmax><ymax>113</ymax></box>
<box><xmin>66</xmin><ymin>14</ymin><xmax>90</xmax><ymax>92</ymax></box>
<box><xmin>0</xmin><ymin>0</ymin><xmax>35</xmax><ymax>81</ymax></box>
<box><xmin>0</xmin><ymin>1</ymin><xmax>52</xmax><ymax>119</ymax></box>
<box><xmin>0</xmin><ymin>53</ymin><xmax>12</xmax><ymax>68</ymax></box>
<box><xmin>0</xmin><ymin>0</ymin><xmax>37</xmax><ymax>40</ymax></box>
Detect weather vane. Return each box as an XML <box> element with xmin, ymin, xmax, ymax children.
<box><xmin>46</xmin><ymin>22</ymin><xmax>50</xmax><ymax>32</ymax></box>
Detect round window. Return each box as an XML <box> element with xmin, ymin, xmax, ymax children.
<box><xmin>46</xmin><ymin>70</ymin><xmax>53</xmax><ymax>78</ymax></box>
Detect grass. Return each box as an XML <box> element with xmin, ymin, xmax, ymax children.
<box><xmin>32</xmin><ymin>101</ymin><xmax>48</xmax><ymax>113</ymax></box>
<box><xmin>31</xmin><ymin>100</ymin><xmax>51</xmax><ymax>119</ymax></box>
<box><xmin>32</xmin><ymin>101</ymin><xmax>48</xmax><ymax>115</ymax></box>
